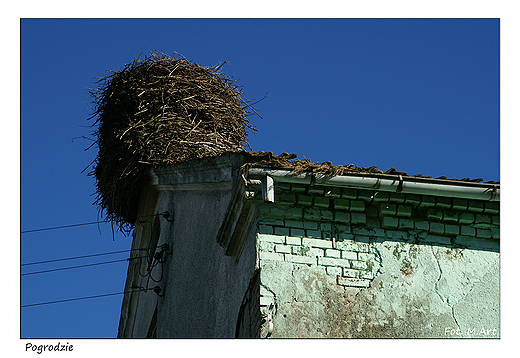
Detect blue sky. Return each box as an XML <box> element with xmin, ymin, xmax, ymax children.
<box><xmin>20</xmin><ymin>18</ymin><xmax>501</xmax><ymax>340</ymax></box>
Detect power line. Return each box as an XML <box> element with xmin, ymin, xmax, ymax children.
<box><xmin>21</xmin><ymin>289</ymin><xmax>141</xmax><ymax>308</ymax></box>
<box><xmin>21</xmin><ymin>248</ymin><xmax>142</xmax><ymax>266</ymax></box>
<box><xmin>21</xmin><ymin>211</ymin><xmax>171</xmax><ymax>234</ymax></box>
<box><xmin>21</xmin><ymin>256</ymin><xmax>147</xmax><ymax>277</ymax></box>
<box><xmin>21</xmin><ymin>221</ymin><xmax>104</xmax><ymax>234</ymax></box>
<box><xmin>21</xmin><ymin>258</ymin><xmax>129</xmax><ymax>276</ymax></box>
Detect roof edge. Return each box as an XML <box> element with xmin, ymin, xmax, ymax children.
<box><xmin>246</xmin><ymin>168</ymin><xmax>499</xmax><ymax>202</ymax></box>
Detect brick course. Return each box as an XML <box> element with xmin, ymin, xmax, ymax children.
<box><xmin>337</xmin><ymin>277</ymin><xmax>371</xmax><ymax>288</ymax></box>
<box><xmin>255</xmin><ymin>183</ymin><xmax>499</xmax><ymax>290</ymax></box>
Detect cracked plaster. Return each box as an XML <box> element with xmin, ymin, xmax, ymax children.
<box><xmin>260</xmin><ymin>239</ymin><xmax>499</xmax><ymax>338</ymax></box>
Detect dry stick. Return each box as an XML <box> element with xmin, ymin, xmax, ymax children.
<box><xmin>90</xmin><ymin>52</ymin><xmax>253</xmax><ymax>233</ymax></box>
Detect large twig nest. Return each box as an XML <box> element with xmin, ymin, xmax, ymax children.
<box><xmin>88</xmin><ymin>51</ymin><xmax>257</xmax><ymax>233</ymax></box>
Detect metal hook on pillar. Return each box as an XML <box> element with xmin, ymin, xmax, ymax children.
<box><xmin>153</xmin><ymin>286</ymin><xmax>165</xmax><ymax>297</ymax></box>
<box><xmin>162</xmin><ymin>211</ymin><xmax>174</xmax><ymax>223</ymax></box>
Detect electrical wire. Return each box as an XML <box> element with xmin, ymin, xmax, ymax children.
<box><xmin>21</xmin><ymin>212</ymin><xmax>171</xmax><ymax>235</ymax></box>
<box><xmin>21</xmin><ymin>289</ymin><xmax>143</xmax><ymax>308</ymax></box>
<box><xmin>21</xmin><ymin>255</ymin><xmax>148</xmax><ymax>277</ymax></box>
<box><xmin>21</xmin><ymin>258</ymin><xmax>128</xmax><ymax>276</ymax></box>
<box><xmin>21</xmin><ymin>253</ymin><xmax>167</xmax><ymax>306</ymax></box>
<box><xmin>21</xmin><ymin>248</ymin><xmax>146</xmax><ymax>267</ymax></box>
<box><xmin>21</xmin><ymin>221</ymin><xmax>104</xmax><ymax>234</ymax></box>
<box><xmin>21</xmin><ymin>252</ymin><xmax>168</xmax><ymax>308</ymax></box>
<box><xmin>21</xmin><ymin>212</ymin><xmax>172</xmax><ymax>308</ymax></box>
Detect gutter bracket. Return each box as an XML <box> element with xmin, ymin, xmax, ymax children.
<box><xmin>261</xmin><ymin>175</ymin><xmax>275</xmax><ymax>203</ymax></box>
<box><xmin>310</xmin><ymin>173</ymin><xmax>317</xmax><ymax>186</ymax></box>
<box><xmin>489</xmin><ymin>185</ymin><xmax>498</xmax><ymax>201</ymax></box>
<box><xmin>373</xmin><ymin>178</ymin><xmax>381</xmax><ymax>190</ymax></box>
<box><xmin>246</xmin><ymin>168</ymin><xmax>499</xmax><ymax>202</ymax></box>
<box><xmin>396</xmin><ymin>175</ymin><xmax>404</xmax><ymax>193</ymax></box>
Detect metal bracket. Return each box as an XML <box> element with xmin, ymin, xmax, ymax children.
<box><xmin>265</xmin><ymin>313</ymin><xmax>273</xmax><ymax>338</ymax></box>
<box><xmin>154</xmin><ymin>244</ymin><xmax>170</xmax><ymax>263</ymax></box>
<box><xmin>261</xmin><ymin>175</ymin><xmax>275</xmax><ymax>203</ymax></box>
<box><xmin>489</xmin><ymin>185</ymin><xmax>498</xmax><ymax>201</ymax></box>
<box><xmin>153</xmin><ymin>286</ymin><xmax>165</xmax><ymax>297</ymax></box>
<box><xmin>162</xmin><ymin>211</ymin><xmax>174</xmax><ymax>223</ymax></box>
<box><xmin>264</xmin><ymin>302</ymin><xmax>274</xmax><ymax>338</ymax></box>
<box><xmin>397</xmin><ymin>175</ymin><xmax>404</xmax><ymax>193</ymax></box>
<box><xmin>131</xmin><ymin>284</ymin><xmax>165</xmax><ymax>297</ymax></box>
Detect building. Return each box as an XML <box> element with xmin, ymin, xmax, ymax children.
<box><xmin>117</xmin><ymin>152</ymin><xmax>500</xmax><ymax>338</ymax></box>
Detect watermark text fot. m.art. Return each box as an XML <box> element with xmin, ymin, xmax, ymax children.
<box><xmin>445</xmin><ymin>327</ymin><xmax>499</xmax><ymax>337</ymax></box>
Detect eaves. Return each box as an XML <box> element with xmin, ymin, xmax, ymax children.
<box><xmin>245</xmin><ymin>168</ymin><xmax>500</xmax><ymax>202</ymax></box>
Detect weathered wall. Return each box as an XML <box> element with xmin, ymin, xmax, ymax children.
<box><xmin>118</xmin><ymin>179</ymin><xmax>162</xmax><ymax>338</ymax></box>
<box><xmin>118</xmin><ymin>154</ymin><xmax>499</xmax><ymax>339</ymax></box>
<box><xmin>118</xmin><ymin>154</ymin><xmax>258</xmax><ymax>338</ymax></box>
<box><xmin>155</xmin><ymin>188</ymin><xmax>257</xmax><ymax>338</ymax></box>
<box><xmin>154</xmin><ymin>156</ymin><xmax>259</xmax><ymax>338</ymax></box>
<box><xmin>254</xmin><ymin>182</ymin><xmax>500</xmax><ymax>338</ymax></box>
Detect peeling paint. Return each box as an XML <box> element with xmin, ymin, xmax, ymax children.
<box><xmin>259</xmin><ymin>238</ymin><xmax>499</xmax><ymax>338</ymax></box>
<box><xmin>400</xmin><ymin>258</ymin><xmax>414</xmax><ymax>277</ymax></box>
<box><xmin>445</xmin><ymin>248</ymin><xmax>464</xmax><ymax>261</ymax></box>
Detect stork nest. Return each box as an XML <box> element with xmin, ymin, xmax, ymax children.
<box><xmin>88</xmin><ymin>51</ymin><xmax>257</xmax><ymax>233</ymax></box>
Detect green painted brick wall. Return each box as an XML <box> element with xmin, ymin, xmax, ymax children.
<box><xmin>253</xmin><ymin>182</ymin><xmax>499</xmax><ymax>290</ymax></box>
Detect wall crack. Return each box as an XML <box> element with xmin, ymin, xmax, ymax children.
<box><xmin>430</xmin><ymin>245</ymin><xmax>460</xmax><ymax>331</ymax></box>
<box><xmin>260</xmin><ymin>282</ymin><xmax>278</xmax><ymax>315</ymax></box>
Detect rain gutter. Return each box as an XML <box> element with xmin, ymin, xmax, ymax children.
<box><xmin>246</xmin><ymin>168</ymin><xmax>499</xmax><ymax>202</ymax></box>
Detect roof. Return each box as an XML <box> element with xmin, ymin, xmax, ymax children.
<box><xmin>150</xmin><ymin>151</ymin><xmax>499</xmax><ymax>202</ymax></box>
<box><xmin>241</xmin><ymin>151</ymin><xmax>499</xmax><ymax>184</ymax></box>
